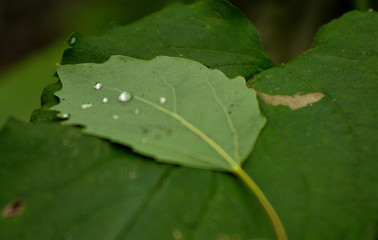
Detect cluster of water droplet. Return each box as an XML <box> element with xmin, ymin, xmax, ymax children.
<box><xmin>62</xmin><ymin>81</ymin><xmax>168</xmax><ymax>126</ymax></box>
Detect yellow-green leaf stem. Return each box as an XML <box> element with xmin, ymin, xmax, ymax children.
<box><xmin>234</xmin><ymin>165</ymin><xmax>288</xmax><ymax>240</ymax></box>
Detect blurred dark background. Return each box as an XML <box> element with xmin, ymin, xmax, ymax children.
<box><xmin>0</xmin><ymin>0</ymin><xmax>375</xmax><ymax>70</ymax></box>
<box><xmin>0</xmin><ymin>0</ymin><xmax>376</xmax><ymax>124</ymax></box>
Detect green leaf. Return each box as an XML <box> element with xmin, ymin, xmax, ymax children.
<box><xmin>246</xmin><ymin>10</ymin><xmax>378</xmax><ymax>239</ymax></box>
<box><xmin>62</xmin><ymin>0</ymin><xmax>273</xmax><ymax>79</ymax></box>
<box><xmin>52</xmin><ymin>56</ymin><xmax>266</xmax><ymax>171</ymax></box>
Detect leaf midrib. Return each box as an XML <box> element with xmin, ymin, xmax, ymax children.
<box><xmin>133</xmin><ymin>95</ymin><xmax>239</xmax><ymax>171</ymax></box>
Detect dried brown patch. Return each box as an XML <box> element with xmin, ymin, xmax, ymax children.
<box><xmin>1</xmin><ymin>199</ymin><xmax>24</xmax><ymax>218</ymax></box>
<box><xmin>257</xmin><ymin>91</ymin><xmax>325</xmax><ymax>110</ymax></box>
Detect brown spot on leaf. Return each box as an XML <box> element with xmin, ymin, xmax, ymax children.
<box><xmin>1</xmin><ymin>199</ymin><xmax>24</xmax><ymax>218</ymax></box>
<box><xmin>257</xmin><ymin>91</ymin><xmax>324</xmax><ymax>110</ymax></box>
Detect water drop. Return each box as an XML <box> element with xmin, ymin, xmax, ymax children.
<box><xmin>102</xmin><ymin>97</ymin><xmax>109</xmax><ymax>103</ymax></box>
<box><xmin>112</xmin><ymin>114</ymin><xmax>120</xmax><ymax>120</ymax></box>
<box><xmin>70</xmin><ymin>37</ymin><xmax>76</xmax><ymax>45</ymax></box>
<box><xmin>134</xmin><ymin>108</ymin><xmax>140</xmax><ymax>115</ymax></box>
<box><xmin>62</xmin><ymin>113</ymin><xmax>70</xmax><ymax>119</ymax></box>
<box><xmin>81</xmin><ymin>103</ymin><xmax>92</xmax><ymax>110</ymax></box>
<box><xmin>159</xmin><ymin>97</ymin><xmax>166</xmax><ymax>104</ymax></box>
<box><xmin>93</xmin><ymin>82</ymin><xmax>102</xmax><ymax>90</ymax></box>
<box><xmin>141</xmin><ymin>137</ymin><xmax>148</xmax><ymax>143</ymax></box>
<box><xmin>119</xmin><ymin>91</ymin><xmax>132</xmax><ymax>102</ymax></box>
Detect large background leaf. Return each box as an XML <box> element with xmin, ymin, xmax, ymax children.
<box><xmin>0</xmin><ymin>119</ymin><xmax>273</xmax><ymax>239</ymax></box>
<box><xmin>247</xmin><ymin>10</ymin><xmax>378</xmax><ymax>239</ymax></box>
<box><xmin>1</xmin><ymin>9</ymin><xmax>377</xmax><ymax>240</ymax></box>
<box><xmin>62</xmin><ymin>0</ymin><xmax>273</xmax><ymax>79</ymax></box>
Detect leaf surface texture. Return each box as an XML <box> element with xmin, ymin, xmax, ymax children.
<box><xmin>52</xmin><ymin>56</ymin><xmax>266</xmax><ymax>171</ymax></box>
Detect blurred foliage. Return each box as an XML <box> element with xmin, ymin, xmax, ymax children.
<box><xmin>0</xmin><ymin>0</ymin><xmax>376</xmax><ymax>126</ymax></box>
<box><xmin>0</xmin><ymin>40</ymin><xmax>66</xmax><ymax>126</ymax></box>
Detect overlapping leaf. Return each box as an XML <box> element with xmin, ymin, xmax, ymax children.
<box><xmin>52</xmin><ymin>56</ymin><xmax>266</xmax><ymax>171</ymax></box>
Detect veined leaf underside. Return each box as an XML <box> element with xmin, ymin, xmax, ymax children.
<box><xmin>107</xmin><ymin>84</ymin><xmax>239</xmax><ymax>170</ymax></box>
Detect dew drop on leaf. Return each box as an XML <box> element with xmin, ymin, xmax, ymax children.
<box><xmin>112</xmin><ymin>114</ymin><xmax>119</xmax><ymax>120</ymax></box>
<box><xmin>62</xmin><ymin>113</ymin><xmax>70</xmax><ymax>119</ymax></box>
<box><xmin>102</xmin><ymin>98</ymin><xmax>109</xmax><ymax>103</ymax></box>
<box><xmin>119</xmin><ymin>91</ymin><xmax>132</xmax><ymax>102</ymax></box>
<box><xmin>93</xmin><ymin>82</ymin><xmax>102</xmax><ymax>90</ymax></box>
<box><xmin>134</xmin><ymin>108</ymin><xmax>141</xmax><ymax>115</ymax></box>
<box><xmin>69</xmin><ymin>37</ymin><xmax>76</xmax><ymax>45</ymax></box>
<box><xmin>159</xmin><ymin>97</ymin><xmax>167</xmax><ymax>104</ymax></box>
<box><xmin>81</xmin><ymin>103</ymin><xmax>92</xmax><ymax>110</ymax></box>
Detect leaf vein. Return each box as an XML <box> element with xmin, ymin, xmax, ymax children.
<box><xmin>114</xmin><ymin>167</ymin><xmax>176</xmax><ymax>240</ymax></box>
<box><xmin>205</xmin><ymin>78</ymin><xmax>240</xmax><ymax>161</ymax></box>
<box><xmin>134</xmin><ymin>95</ymin><xmax>239</xmax><ymax>171</ymax></box>
<box><xmin>158</xmin><ymin>71</ymin><xmax>178</xmax><ymax>113</ymax></box>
